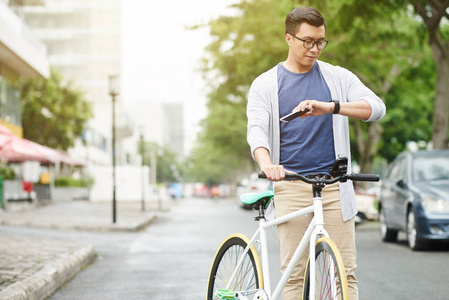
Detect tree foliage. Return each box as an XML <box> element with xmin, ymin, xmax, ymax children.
<box><xmin>335</xmin><ymin>0</ymin><xmax>449</xmax><ymax>149</ymax></box>
<box><xmin>20</xmin><ymin>69</ymin><xmax>92</xmax><ymax>150</ymax></box>
<box><xmin>139</xmin><ymin>141</ymin><xmax>184</xmax><ymax>184</ymax></box>
<box><xmin>378</xmin><ymin>55</ymin><xmax>435</xmax><ymax>162</ymax></box>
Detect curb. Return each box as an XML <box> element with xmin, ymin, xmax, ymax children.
<box><xmin>0</xmin><ymin>243</ymin><xmax>95</xmax><ymax>300</ymax></box>
<box><xmin>0</xmin><ymin>213</ymin><xmax>158</xmax><ymax>232</ymax></box>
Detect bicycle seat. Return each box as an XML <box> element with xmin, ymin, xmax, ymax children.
<box><xmin>240</xmin><ymin>190</ymin><xmax>274</xmax><ymax>208</ymax></box>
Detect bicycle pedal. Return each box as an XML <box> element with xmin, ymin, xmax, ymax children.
<box><xmin>216</xmin><ymin>289</ymin><xmax>236</xmax><ymax>299</ymax></box>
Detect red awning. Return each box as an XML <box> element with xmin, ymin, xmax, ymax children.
<box><xmin>0</xmin><ymin>124</ymin><xmax>85</xmax><ymax>166</ymax></box>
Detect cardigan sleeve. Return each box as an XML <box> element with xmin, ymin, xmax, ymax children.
<box><xmin>345</xmin><ymin>70</ymin><xmax>386</xmax><ymax>121</ymax></box>
<box><xmin>246</xmin><ymin>66</ymin><xmax>280</xmax><ymax>162</ymax></box>
<box><xmin>247</xmin><ymin>74</ymin><xmax>272</xmax><ymax>160</ymax></box>
<box><xmin>317</xmin><ymin>61</ymin><xmax>386</xmax><ymax>122</ymax></box>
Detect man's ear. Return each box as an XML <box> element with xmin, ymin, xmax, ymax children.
<box><xmin>285</xmin><ymin>33</ymin><xmax>292</xmax><ymax>46</ymax></box>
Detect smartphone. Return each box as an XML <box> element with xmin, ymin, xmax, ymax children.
<box><xmin>280</xmin><ymin>106</ymin><xmax>310</xmax><ymax>123</ymax></box>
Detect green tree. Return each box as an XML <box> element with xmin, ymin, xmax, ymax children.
<box><xmin>186</xmin><ymin>126</ymin><xmax>254</xmax><ymax>185</ymax></box>
<box><xmin>413</xmin><ymin>0</ymin><xmax>449</xmax><ymax>148</ymax></box>
<box><xmin>20</xmin><ymin>69</ymin><xmax>92</xmax><ymax>150</ymax></box>
<box><xmin>334</xmin><ymin>0</ymin><xmax>449</xmax><ymax>149</ymax></box>
<box><xmin>139</xmin><ymin>141</ymin><xmax>184</xmax><ymax>184</ymax></box>
<box><xmin>378</xmin><ymin>54</ymin><xmax>435</xmax><ymax>162</ymax></box>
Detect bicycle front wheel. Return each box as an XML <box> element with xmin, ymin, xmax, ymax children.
<box><xmin>302</xmin><ymin>237</ymin><xmax>349</xmax><ymax>300</ymax></box>
<box><xmin>206</xmin><ymin>233</ymin><xmax>263</xmax><ymax>300</ymax></box>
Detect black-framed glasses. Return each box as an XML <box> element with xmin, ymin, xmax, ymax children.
<box><xmin>290</xmin><ymin>34</ymin><xmax>328</xmax><ymax>50</ymax></box>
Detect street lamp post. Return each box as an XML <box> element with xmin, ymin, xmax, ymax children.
<box><xmin>109</xmin><ymin>75</ymin><xmax>119</xmax><ymax>223</ymax></box>
<box><xmin>140</xmin><ymin>132</ymin><xmax>145</xmax><ymax>212</ymax></box>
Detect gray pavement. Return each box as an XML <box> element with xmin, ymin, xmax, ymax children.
<box><xmin>0</xmin><ymin>199</ymin><xmax>168</xmax><ymax>300</ymax></box>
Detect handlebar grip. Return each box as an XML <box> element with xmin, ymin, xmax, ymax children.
<box><xmin>347</xmin><ymin>174</ymin><xmax>380</xmax><ymax>182</ymax></box>
<box><xmin>258</xmin><ymin>172</ymin><xmax>301</xmax><ymax>180</ymax></box>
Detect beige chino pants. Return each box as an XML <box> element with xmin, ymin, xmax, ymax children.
<box><xmin>274</xmin><ymin>180</ymin><xmax>358</xmax><ymax>300</ymax></box>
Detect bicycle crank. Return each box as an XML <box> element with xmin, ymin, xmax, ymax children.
<box><xmin>252</xmin><ymin>290</ymin><xmax>269</xmax><ymax>300</ymax></box>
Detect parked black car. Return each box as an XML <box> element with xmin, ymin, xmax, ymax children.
<box><xmin>379</xmin><ymin>149</ymin><xmax>449</xmax><ymax>250</ymax></box>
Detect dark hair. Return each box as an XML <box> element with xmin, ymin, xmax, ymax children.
<box><xmin>285</xmin><ymin>6</ymin><xmax>327</xmax><ymax>35</ymax></box>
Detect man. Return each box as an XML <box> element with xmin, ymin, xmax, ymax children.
<box><xmin>246</xmin><ymin>6</ymin><xmax>386</xmax><ymax>300</ymax></box>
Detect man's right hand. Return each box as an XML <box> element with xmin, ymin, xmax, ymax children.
<box><xmin>254</xmin><ymin>147</ymin><xmax>286</xmax><ymax>181</ymax></box>
<box><xmin>261</xmin><ymin>165</ymin><xmax>286</xmax><ymax>182</ymax></box>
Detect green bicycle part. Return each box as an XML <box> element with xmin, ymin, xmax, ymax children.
<box><xmin>215</xmin><ymin>289</ymin><xmax>236</xmax><ymax>299</ymax></box>
<box><xmin>240</xmin><ymin>190</ymin><xmax>274</xmax><ymax>205</ymax></box>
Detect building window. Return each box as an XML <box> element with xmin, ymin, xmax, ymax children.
<box><xmin>0</xmin><ymin>63</ymin><xmax>21</xmax><ymax>127</ymax></box>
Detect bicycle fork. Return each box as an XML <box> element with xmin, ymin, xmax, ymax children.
<box><xmin>309</xmin><ymin>195</ymin><xmax>328</xmax><ymax>300</ymax></box>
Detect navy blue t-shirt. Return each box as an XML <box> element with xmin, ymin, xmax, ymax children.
<box><xmin>278</xmin><ymin>62</ymin><xmax>335</xmax><ymax>176</ymax></box>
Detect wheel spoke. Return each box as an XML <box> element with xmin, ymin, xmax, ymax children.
<box><xmin>316</xmin><ymin>252</ymin><xmax>340</xmax><ymax>299</ymax></box>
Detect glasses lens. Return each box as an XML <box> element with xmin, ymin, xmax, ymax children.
<box><xmin>304</xmin><ymin>40</ymin><xmax>315</xmax><ymax>48</ymax></box>
<box><xmin>317</xmin><ymin>40</ymin><xmax>328</xmax><ymax>50</ymax></box>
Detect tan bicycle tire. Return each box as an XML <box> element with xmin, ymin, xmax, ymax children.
<box><xmin>302</xmin><ymin>237</ymin><xmax>349</xmax><ymax>300</ymax></box>
<box><xmin>206</xmin><ymin>233</ymin><xmax>263</xmax><ymax>300</ymax></box>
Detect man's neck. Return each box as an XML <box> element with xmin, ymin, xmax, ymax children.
<box><xmin>282</xmin><ymin>57</ymin><xmax>315</xmax><ymax>73</ymax></box>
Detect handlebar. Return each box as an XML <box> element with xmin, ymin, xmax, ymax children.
<box><xmin>258</xmin><ymin>171</ymin><xmax>379</xmax><ymax>184</ymax></box>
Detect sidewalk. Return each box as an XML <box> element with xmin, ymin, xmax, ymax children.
<box><xmin>0</xmin><ymin>200</ymin><xmax>169</xmax><ymax>300</ymax></box>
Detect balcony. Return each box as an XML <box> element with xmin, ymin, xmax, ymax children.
<box><xmin>0</xmin><ymin>0</ymin><xmax>49</xmax><ymax>78</ymax></box>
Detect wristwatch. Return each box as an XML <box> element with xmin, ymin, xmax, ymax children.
<box><xmin>331</xmin><ymin>100</ymin><xmax>340</xmax><ymax>114</ymax></box>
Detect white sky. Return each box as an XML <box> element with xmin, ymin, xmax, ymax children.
<box><xmin>121</xmin><ymin>0</ymin><xmax>237</xmax><ymax>153</ymax></box>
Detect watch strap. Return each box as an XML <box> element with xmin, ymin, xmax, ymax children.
<box><xmin>331</xmin><ymin>100</ymin><xmax>340</xmax><ymax>114</ymax></box>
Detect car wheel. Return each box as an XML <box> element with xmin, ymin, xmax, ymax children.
<box><xmin>355</xmin><ymin>212</ymin><xmax>367</xmax><ymax>226</ymax></box>
<box><xmin>380</xmin><ymin>208</ymin><xmax>398</xmax><ymax>242</ymax></box>
<box><xmin>407</xmin><ymin>209</ymin><xmax>426</xmax><ymax>251</ymax></box>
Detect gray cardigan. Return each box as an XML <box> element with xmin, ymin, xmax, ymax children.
<box><xmin>247</xmin><ymin>60</ymin><xmax>386</xmax><ymax>221</ymax></box>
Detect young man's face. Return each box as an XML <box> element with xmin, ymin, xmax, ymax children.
<box><xmin>286</xmin><ymin>22</ymin><xmax>326</xmax><ymax>73</ymax></box>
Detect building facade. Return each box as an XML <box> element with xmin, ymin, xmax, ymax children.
<box><xmin>3</xmin><ymin>0</ymin><xmax>186</xmax><ymax>202</ymax></box>
<box><xmin>0</xmin><ymin>0</ymin><xmax>50</xmax><ymax>136</ymax></box>
<box><xmin>22</xmin><ymin>0</ymin><xmax>132</xmax><ymax>167</ymax></box>
<box><xmin>123</xmin><ymin>100</ymin><xmax>184</xmax><ymax>159</ymax></box>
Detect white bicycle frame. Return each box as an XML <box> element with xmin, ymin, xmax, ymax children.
<box><xmin>226</xmin><ymin>195</ymin><xmax>330</xmax><ymax>300</ymax></box>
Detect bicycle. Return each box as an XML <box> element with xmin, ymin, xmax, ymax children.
<box><xmin>206</xmin><ymin>157</ymin><xmax>379</xmax><ymax>300</ymax></box>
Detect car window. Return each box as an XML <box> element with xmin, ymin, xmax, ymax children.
<box><xmin>397</xmin><ymin>158</ymin><xmax>407</xmax><ymax>179</ymax></box>
<box><xmin>388</xmin><ymin>157</ymin><xmax>406</xmax><ymax>181</ymax></box>
<box><xmin>412</xmin><ymin>155</ymin><xmax>449</xmax><ymax>181</ymax></box>
<box><xmin>386</xmin><ymin>161</ymin><xmax>398</xmax><ymax>180</ymax></box>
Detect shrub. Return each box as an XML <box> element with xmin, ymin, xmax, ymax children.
<box><xmin>0</xmin><ymin>164</ymin><xmax>15</xmax><ymax>180</ymax></box>
<box><xmin>54</xmin><ymin>176</ymin><xmax>94</xmax><ymax>187</ymax></box>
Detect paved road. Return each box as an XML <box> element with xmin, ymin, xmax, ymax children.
<box><xmin>356</xmin><ymin>221</ymin><xmax>449</xmax><ymax>300</ymax></box>
<box><xmin>2</xmin><ymin>197</ymin><xmax>448</xmax><ymax>299</ymax></box>
<box><xmin>46</xmin><ymin>197</ymin><xmax>280</xmax><ymax>299</ymax></box>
